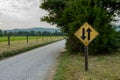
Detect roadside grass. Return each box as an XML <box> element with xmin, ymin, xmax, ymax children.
<box><xmin>0</xmin><ymin>36</ymin><xmax>64</xmax><ymax>60</ymax></box>
<box><xmin>54</xmin><ymin>51</ymin><xmax>120</xmax><ymax>80</ymax></box>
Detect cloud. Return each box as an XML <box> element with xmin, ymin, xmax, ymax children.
<box><xmin>0</xmin><ymin>0</ymin><xmax>55</xmax><ymax>30</ymax></box>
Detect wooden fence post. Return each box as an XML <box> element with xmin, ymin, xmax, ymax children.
<box><xmin>27</xmin><ymin>35</ymin><xmax>28</xmax><ymax>43</ymax></box>
<box><xmin>8</xmin><ymin>33</ymin><xmax>10</xmax><ymax>46</ymax></box>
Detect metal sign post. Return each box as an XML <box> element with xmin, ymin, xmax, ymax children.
<box><xmin>74</xmin><ymin>22</ymin><xmax>99</xmax><ymax>71</ymax></box>
<box><xmin>84</xmin><ymin>46</ymin><xmax>88</xmax><ymax>71</ymax></box>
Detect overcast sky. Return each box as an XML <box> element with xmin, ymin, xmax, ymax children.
<box><xmin>0</xmin><ymin>0</ymin><xmax>120</xmax><ymax>30</ymax></box>
<box><xmin>0</xmin><ymin>0</ymin><xmax>56</xmax><ymax>30</ymax></box>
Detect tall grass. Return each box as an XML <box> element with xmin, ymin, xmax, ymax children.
<box><xmin>54</xmin><ymin>52</ymin><xmax>120</xmax><ymax>80</ymax></box>
<box><xmin>0</xmin><ymin>36</ymin><xmax>64</xmax><ymax>60</ymax></box>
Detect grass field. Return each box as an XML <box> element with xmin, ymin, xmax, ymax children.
<box><xmin>0</xmin><ymin>36</ymin><xmax>57</xmax><ymax>42</ymax></box>
<box><xmin>0</xmin><ymin>36</ymin><xmax>64</xmax><ymax>59</ymax></box>
<box><xmin>54</xmin><ymin>51</ymin><xmax>120</xmax><ymax>80</ymax></box>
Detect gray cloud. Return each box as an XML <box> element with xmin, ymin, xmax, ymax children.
<box><xmin>0</xmin><ymin>0</ymin><xmax>56</xmax><ymax>30</ymax></box>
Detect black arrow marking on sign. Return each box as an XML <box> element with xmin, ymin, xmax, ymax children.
<box><xmin>86</xmin><ymin>28</ymin><xmax>92</xmax><ymax>40</ymax></box>
<box><xmin>81</xmin><ymin>28</ymin><xmax>86</xmax><ymax>40</ymax></box>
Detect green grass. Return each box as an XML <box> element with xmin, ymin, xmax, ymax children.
<box><xmin>0</xmin><ymin>36</ymin><xmax>60</xmax><ymax>42</ymax></box>
<box><xmin>0</xmin><ymin>36</ymin><xmax>25</xmax><ymax>42</ymax></box>
<box><xmin>54</xmin><ymin>52</ymin><xmax>120</xmax><ymax>80</ymax></box>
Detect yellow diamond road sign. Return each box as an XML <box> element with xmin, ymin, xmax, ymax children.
<box><xmin>74</xmin><ymin>22</ymin><xmax>99</xmax><ymax>46</ymax></box>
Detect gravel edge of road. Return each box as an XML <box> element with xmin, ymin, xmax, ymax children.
<box><xmin>46</xmin><ymin>51</ymin><xmax>66</xmax><ymax>80</ymax></box>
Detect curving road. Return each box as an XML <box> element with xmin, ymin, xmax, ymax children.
<box><xmin>0</xmin><ymin>40</ymin><xmax>65</xmax><ymax>80</ymax></box>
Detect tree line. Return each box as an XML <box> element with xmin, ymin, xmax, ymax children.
<box><xmin>0</xmin><ymin>29</ymin><xmax>64</xmax><ymax>37</ymax></box>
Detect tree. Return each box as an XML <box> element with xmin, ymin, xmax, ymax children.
<box><xmin>41</xmin><ymin>0</ymin><xmax>120</xmax><ymax>54</ymax></box>
<box><xmin>38</xmin><ymin>31</ymin><xmax>42</xmax><ymax>36</ymax></box>
<box><xmin>4</xmin><ymin>31</ymin><xmax>8</xmax><ymax>36</ymax></box>
<box><xmin>0</xmin><ymin>29</ymin><xmax>3</xmax><ymax>37</ymax></box>
<box><xmin>30</xmin><ymin>30</ymin><xmax>36</xmax><ymax>36</ymax></box>
<box><xmin>42</xmin><ymin>31</ymin><xmax>51</xmax><ymax>36</ymax></box>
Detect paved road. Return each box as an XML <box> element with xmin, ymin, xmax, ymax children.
<box><xmin>0</xmin><ymin>40</ymin><xmax>65</xmax><ymax>80</ymax></box>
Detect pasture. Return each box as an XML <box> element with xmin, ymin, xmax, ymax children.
<box><xmin>0</xmin><ymin>36</ymin><xmax>58</xmax><ymax>42</ymax></box>
<box><xmin>0</xmin><ymin>36</ymin><xmax>63</xmax><ymax>59</ymax></box>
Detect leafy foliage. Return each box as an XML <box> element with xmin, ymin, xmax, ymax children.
<box><xmin>40</xmin><ymin>0</ymin><xmax>120</xmax><ymax>54</ymax></box>
<box><xmin>0</xmin><ymin>29</ymin><xmax>3</xmax><ymax>37</ymax></box>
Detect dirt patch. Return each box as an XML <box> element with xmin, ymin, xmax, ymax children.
<box><xmin>46</xmin><ymin>66</ymin><xmax>57</xmax><ymax>80</ymax></box>
<box><xmin>46</xmin><ymin>50</ymin><xmax>66</xmax><ymax>80</ymax></box>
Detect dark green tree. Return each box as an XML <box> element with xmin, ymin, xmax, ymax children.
<box><xmin>0</xmin><ymin>29</ymin><xmax>3</xmax><ymax>37</ymax></box>
<box><xmin>30</xmin><ymin>30</ymin><xmax>36</xmax><ymax>36</ymax></box>
<box><xmin>4</xmin><ymin>31</ymin><xmax>8</xmax><ymax>36</ymax></box>
<box><xmin>40</xmin><ymin>0</ymin><xmax>120</xmax><ymax>54</ymax></box>
<box><xmin>38</xmin><ymin>31</ymin><xmax>42</xmax><ymax>36</ymax></box>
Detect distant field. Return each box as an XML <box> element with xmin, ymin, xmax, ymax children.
<box><xmin>0</xmin><ymin>36</ymin><xmax>64</xmax><ymax>59</ymax></box>
<box><xmin>0</xmin><ymin>36</ymin><xmax>58</xmax><ymax>42</ymax></box>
